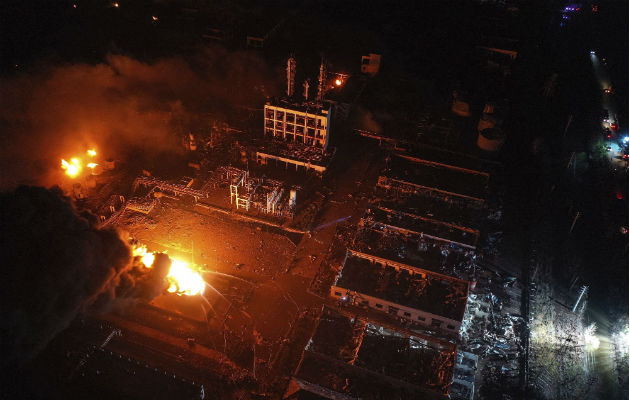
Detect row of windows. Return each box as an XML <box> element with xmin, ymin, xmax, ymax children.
<box><xmin>374</xmin><ymin>304</ymin><xmax>456</xmax><ymax>330</ymax></box>
<box><xmin>265</xmin><ymin>128</ymin><xmax>324</xmax><ymax>138</ymax></box>
<box><xmin>265</xmin><ymin>111</ymin><xmax>325</xmax><ymax>129</ymax></box>
<box><xmin>333</xmin><ymin>292</ymin><xmax>458</xmax><ymax>331</ymax></box>
<box><xmin>265</xmin><ymin>124</ymin><xmax>326</xmax><ymax>138</ymax></box>
<box><xmin>266</xmin><ymin>130</ymin><xmax>324</xmax><ymax>147</ymax></box>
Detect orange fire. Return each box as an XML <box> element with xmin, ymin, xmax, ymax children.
<box><xmin>133</xmin><ymin>245</ymin><xmax>155</xmax><ymax>268</ymax></box>
<box><xmin>60</xmin><ymin>149</ymin><xmax>98</xmax><ymax>178</ymax></box>
<box><xmin>166</xmin><ymin>259</ymin><xmax>205</xmax><ymax>296</ymax></box>
<box><xmin>132</xmin><ymin>245</ymin><xmax>205</xmax><ymax>296</ymax></box>
<box><xmin>61</xmin><ymin>158</ymin><xmax>81</xmax><ymax>177</ymax></box>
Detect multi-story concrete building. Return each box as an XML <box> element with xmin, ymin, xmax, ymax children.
<box><xmin>263</xmin><ymin>100</ymin><xmax>332</xmax><ymax>150</ymax></box>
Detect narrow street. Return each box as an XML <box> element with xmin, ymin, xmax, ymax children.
<box><xmin>529</xmin><ymin>2</ymin><xmax>629</xmax><ymax>398</ymax></box>
<box><xmin>497</xmin><ymin>1</ymin><xmax>629</xmax><ymax>398</ymax></box>
<box><xmin>589</xmin><ymin>50</ymin><xmax>627</xmax><ymax>168</ymax></box>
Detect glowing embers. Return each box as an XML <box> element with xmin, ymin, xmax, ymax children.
<box><xmin>132</xmin><ymin>244</ymin><xmax>205</xmax><ymax>296</ymax></box>
<box><xmin>60</xmin><ymin>149</ymin><xmax>98</xmax><ymax>178</ymax></box>
<box><xmin>166</xmin><ymin>259</ymin><xmax>205</xmax><ymax>296</ymax></box>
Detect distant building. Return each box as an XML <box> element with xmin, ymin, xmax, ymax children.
<box><xmin>264</xmin><ymin>99</ymin><xmax>332</xmax><ymax>149</ymax></box>
<box><xmin>71</xmin><ymin>347</ymin><xmax>205</xmax><ymax>400</ymax></box>
<box><xmin>246</xmin><ymin>18</ymin><xmax>285</xmax><ymax>48</ymax></box>
<box><xmin>476</xmin><ymin>36</ymin><xmax>519</xmax><ymax>76</ymax></box>
<box><xmin>366</xmin><ymin>206</ymin><xmax>480</xmax><ymax>249</ymax></box>
<box><xmin>378</xmin><ymin>154</ymin><xmax>489</xmax><ymax>205</ymax></box>
<box><xmin>202</xmin><ymin>27</ymin><xmax>226</xmax><ymax>42</ymax></box>
<box><xmin>361</xmin><ymin>53</ymin><xmax>381</xmax><ymax>76</ymax></box>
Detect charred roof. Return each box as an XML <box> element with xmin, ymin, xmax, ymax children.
<box><xmin>335</xmin><ymin>253</ymin><xmax>469</xmax><ymax>322</ymax></box>
<box><xmin>293</xmin><ymin>307</ymin><xmax>455</xmax><ymax>399</ymax></box>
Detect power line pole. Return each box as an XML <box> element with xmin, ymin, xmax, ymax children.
<box><xmin>569</xmin><ymin>211</ymin><xmax>581</xmax><ymax>233</ymax></box>
<box><xmin>563</xmin><ymin>114</ymin><xmax>573</xmax><ymax>139</ymax></box>
<box><xmin>572</xmin><ymin>285</ymin><xmax>588</xmax><ymax>313</ymax></box>
<box><xmin>567</xmin><ymin>152</ymin><xmax>575</xmax><ymax>169</ymax></box>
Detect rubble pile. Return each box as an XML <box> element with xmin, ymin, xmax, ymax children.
<box><xmin>458</xmin><ymin>269</ymin><xmax>526</xmax><ymax>399</ymax></box>
<box><xmin>257</xmin><ymin>139</ymin><xmax>330</xmax><ymax>164</ymax></box>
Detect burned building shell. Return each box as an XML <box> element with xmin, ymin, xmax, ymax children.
<box><xmin>331</xmin><ymin>250</ymin><xmax>470</xmax><ymax>334</ymax></box>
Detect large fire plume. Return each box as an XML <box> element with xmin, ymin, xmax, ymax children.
<box><xmin>132</xmin><ymin>245</ymin><xmax>205</xmax><ymax>296</ymax></box>
<box><xmin>166</xmin><ymin>259</ymin><xmax>206</xmax><ymax>296</ymax></box>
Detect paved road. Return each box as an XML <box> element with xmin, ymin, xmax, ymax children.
<box><xmin>589</xmin><ymin>51</ymin><xmax>628</xmax><ymax>169</ymax></box>
<box><xmin>289</xmin><ymin>141</ymin><xmax>383</xmax><ymax>280</ymax></box>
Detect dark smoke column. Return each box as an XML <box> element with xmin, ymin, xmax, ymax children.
<box><xmin>0</xmin><ymin>186</ymin><xmax>132</xmax><ymax>369</ymax></box>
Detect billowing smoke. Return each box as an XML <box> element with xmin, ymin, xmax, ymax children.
<box><xmin>354</xmin><ymin>106</ymin><xmax>382</xmax><ymax>134</ymax></box>
<box><xmin>0</xmin><ymin>45</ymin><xmax>280</xmax><ymax>189</ymax></box>
<box><xmin>95</xmin><ymin>252</ymin><xmax>171</xmax><ymax>310</ymax></box>
<box><xmin>0</xmin><ymin>186</ymin><xmax>170</xmax><ymax>369</ymax></box>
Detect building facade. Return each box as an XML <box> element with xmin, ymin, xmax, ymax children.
<box><xmin>361</xmin><ymin>53</ymin><xmax>381</xmax><ymax>76</ymax></box>
<box><xmin>264</xmin><ymin>101</ymin><xmax>331</xmax><ymax>150</ymax></box>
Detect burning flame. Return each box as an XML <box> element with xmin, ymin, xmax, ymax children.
<box><xmin>132</xmin><ymin>245</ymin><xmax>204</xmax><ymax>296</ymax></box>
<box><xmin>61</xmin><ymin>158</ymin><xmax>81</xmax><ymax>177</ymax></box>
<box><xmin>167</xmin><ymin>259</ymin><xmax>205</xmax><ymax>296</ymax></box>
<box><xmin>335</xmin><ymin>79</ymin><xmax>342</xmax><ymax>86</ymax></box>
<box><xmin>133</xmin><ymin>245</ymin><xmax>155</xmax><ymax>268</ymax></box>
<box><xmin>60</xmin><ymin>149</ymin><xmax>98</xmax><ymax>178</ymax></box>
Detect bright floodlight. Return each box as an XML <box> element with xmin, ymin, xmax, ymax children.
<box><xmin>585</xmin><ymin>323</ymin><xmax>600</xmax><ymax>351</ymax></box>
<box><xmin>612</xmin><ymin>327</ymin><xmax>630</xmax><ymax>356</ymax></box>
<box><xmin>623</xmin><ymin>136</ymin><xmax>629</xmax><ymax>143</ymax></box>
